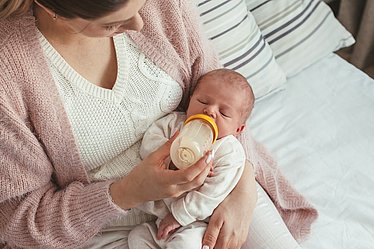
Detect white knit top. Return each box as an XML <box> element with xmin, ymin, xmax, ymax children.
<box><xmin>38</xmin><ymin>32</ymin><xmax>183</xmax><ymax>226</ymax></box>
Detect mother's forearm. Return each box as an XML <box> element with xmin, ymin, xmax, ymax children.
<box><xmin>232</xmin><ymin>160</ymin><xmax>257</xmax><ymax>218</ymax></box>
<box><xmin>201</xmin><ymin>160</ymin><xmax>258</xmax><ymax>248</ymax></box>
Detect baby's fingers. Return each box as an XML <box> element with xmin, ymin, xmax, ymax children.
<box><xmin>157</xmin><ymin>224</ymin><xmax>166</xmax><ymax>240</ymax></box>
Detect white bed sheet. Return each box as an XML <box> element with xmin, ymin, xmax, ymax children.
<box><xmin>249</xmin><ymin>53</ymin><xmax>374</xmax><ymax>249</ymax></box>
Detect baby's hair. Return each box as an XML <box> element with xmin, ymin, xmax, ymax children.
<box><xmin>195</xmin><ymin>68</ymin><xmax>255</xmax><ymax>122</ymax></box>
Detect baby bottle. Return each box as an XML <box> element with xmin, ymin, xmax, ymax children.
<box><xmin>170</xmin><ymin>114</ymin><xmax>218</xmax><ymax>169</ymax></box>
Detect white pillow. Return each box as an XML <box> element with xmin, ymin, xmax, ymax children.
<box><xmin>245</xmin><ymin>0</ymin><xmax>355</xmax><ymax>76</ymax></box>
<box><xmin>197</xmin><ymin>0</ymin><xmax>286</xmax><ymax>99</ymax></box>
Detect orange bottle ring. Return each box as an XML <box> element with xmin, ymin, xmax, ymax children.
<box><xmin>184</xmin><ymin>114</ymin><xmax>218</xmax><ymax>143</ymax></box>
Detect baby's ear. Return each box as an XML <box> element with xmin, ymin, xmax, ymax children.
<box><xmin>236</xmin><ymin>124</ymin><xmax>246</xmax><ymax>135</ymax></box>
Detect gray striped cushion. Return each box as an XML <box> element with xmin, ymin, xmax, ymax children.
<box><xmin>197</xmin><ymin>0</ymin><xmax>286</xmax><ymax>99</ymax></box>
<box><xmin>246</xmin><ymin>0</ymin><xmax>355</xmax><ymax>76</ymax></box>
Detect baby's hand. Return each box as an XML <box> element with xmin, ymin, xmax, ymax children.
<box><xmin>157</xmin><ymin>213</ymin><xmax>181</xmax><ymax>240</ymax></box>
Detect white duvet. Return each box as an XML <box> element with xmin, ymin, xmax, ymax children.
<box><xmin>249</xmin><ymin>54</ymin><xmax>374</xmax><ymax>249</ymax></box>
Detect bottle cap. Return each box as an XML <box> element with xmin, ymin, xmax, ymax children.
<box><xmin>185</xmin><ymin>114</ymin><xmax>218</xmax><ymax>143</ymax></box>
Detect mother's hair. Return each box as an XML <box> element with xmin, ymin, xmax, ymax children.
<box><xmin>0</xmin><ymin>0</ymin><xmax>129</xmax><ymax>20</ymax></box>
<box><xmin>0</xmin><ymin>0</ymin><xmax>33</xmax><ymax>19</ymax></box>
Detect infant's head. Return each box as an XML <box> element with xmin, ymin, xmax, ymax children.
<box><xmin>187</xmin><ymin>68</ymin><xmax>254</xmax><ymax>139</ymax></box>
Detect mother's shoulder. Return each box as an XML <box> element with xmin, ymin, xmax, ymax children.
<box><xmin>0</xmin><ymin>13</ymin><xmax>37</xmax><ymax>52</ymax></box>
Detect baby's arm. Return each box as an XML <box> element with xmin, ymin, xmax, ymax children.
<box><xmin>170</xmin><ymin>136</ymin><xmax>246</xmax><ymax>226</ymax></box>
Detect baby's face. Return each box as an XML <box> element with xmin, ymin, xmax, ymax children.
<box><xmin>187</xmin><ymin>76</ymin><xmax>247</xmax><ymax>139</ymax></box>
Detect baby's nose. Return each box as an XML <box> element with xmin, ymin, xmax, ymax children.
<box><xmin>203</xmin><ymin>108</ymin><xmax>216</xmax><ymax>118</ymax></box>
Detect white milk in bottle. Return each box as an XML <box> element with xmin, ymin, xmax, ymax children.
<box><xmin>170</xmin><ymin>114</ymin><xmax>218</xmax><ymax>169</ymax></box>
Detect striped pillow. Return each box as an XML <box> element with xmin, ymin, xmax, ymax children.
<box><xmin>245</xmin><ymin>0</ymin><xmax>355</xmax><ymax>76</ymax></box>
<box><xmin>197</xmin><ymin>0</ymin><xmax>286</xmax><ymax>99</ymax></box>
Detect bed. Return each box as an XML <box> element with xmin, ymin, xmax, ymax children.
<box><xmin>249</xmin><ymin>53</ymin><xmax>374</xmax><ymax>248</ymax></box>
<box><xmin>196</xmin><ymin>0</ymin><xmax>374</xmax><ymax>248</ymax></box>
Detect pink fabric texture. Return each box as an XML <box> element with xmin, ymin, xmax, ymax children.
<box><xmin>239</xmin><ymin>131</ymin><xmax>318</xmax><ymax>241</ymax></box>
<box><xmin>0</xmin><ymin>0</ymin><xmax>316</xmax><ymax>248</ymax></box>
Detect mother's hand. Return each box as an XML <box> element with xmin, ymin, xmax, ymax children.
<box><xmin>110</xmin><ymin>137</ymin><xmax>212</xmax><ymax>209</ymax></box>
<box><xmin>202</xmin><ymin>161</ymin><xmax>257</xmax><ymax>249</ymax></box>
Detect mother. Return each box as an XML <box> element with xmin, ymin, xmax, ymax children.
<box><xmin>0</xmin><ymin>0</ymin><xmax>301</xmax><ymax>248</ymax></box>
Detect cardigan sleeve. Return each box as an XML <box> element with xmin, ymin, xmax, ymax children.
<box><xmin>0</xmin><ymin>89</ymin><xmax>127</xmax><ymax>249</ymax></box>
<box><xmin>0</xmin><ymin>15</ymin><xmax>132</xmax><ymax>248</ymax></box>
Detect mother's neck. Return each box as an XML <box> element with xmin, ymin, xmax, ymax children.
<box><xmin>32</xmin><ymin>4</ymin><xmax>88</xmax><ymax>45</ymax></box>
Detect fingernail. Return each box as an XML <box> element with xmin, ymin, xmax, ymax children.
<box><xmin>205</xmin><ymin>151</ymin><xmax>213</xmax><ymax>164</ymax></box>
<box><xmin>202</xmin><ymin>246</ymin><xmax>210</xmax><ymax>249</ymax></box>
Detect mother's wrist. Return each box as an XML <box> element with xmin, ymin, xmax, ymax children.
<box><xmin>109</xmin><ymin>176</ymin><xmax>138</xmax><ymax>210</ymax></box>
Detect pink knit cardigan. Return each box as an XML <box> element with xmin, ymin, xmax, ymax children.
<box><xmin>0</xmin><ymin>0</ymin><xmax>317</xmax><ymax>248</ymax></box>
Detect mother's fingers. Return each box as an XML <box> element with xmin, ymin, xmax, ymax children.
<box><xmin>202</xmin><ymin>214</ymin><xmax>223</xmax><ymax>249</ymax></box>
<box><xmin>215</xmin><ymin>233</ymin><xmax>244</xmax><ymax>249</ymax></box>
<box><xmin>165</xmin><ymin>151</ymin><xmax>212</xmax><ymax>185</ymax></box>
<box><xmin>177</xmin><ymin>161</ymin><xmax>211</xmax><ymax>193</ymax></box>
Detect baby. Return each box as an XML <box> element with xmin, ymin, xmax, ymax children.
<box><xmin>128</xmin><ymin>68</ymin><xmax>255</xmax><ymax>248</ymax></box>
